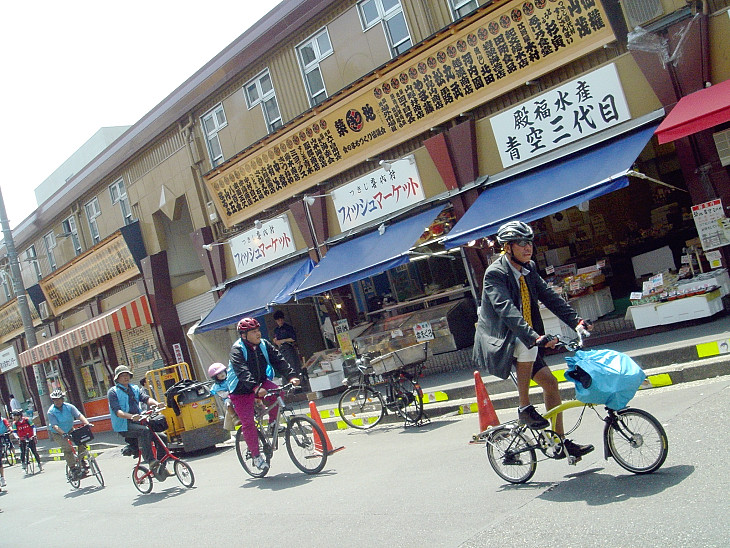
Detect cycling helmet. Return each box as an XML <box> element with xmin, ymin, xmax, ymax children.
<box><xmin>237</xmin><ymin>317</ymin><xmax>260</xmax><ymax>333</ymax></box>
<box><xmin>11</xmin><ymin>409</ymin><xmax>22</xmax><ymax>416</ymax></box>
<box><xmin>50</xmin><ymin>389</ymin><xmax>65</xmax><ymax>399</ymax></box>
<box><xmin>208</xmin><ymin>362</ymin><xmax>227</xmax><ymax>379</ymax></box>
<box><xmin>496</xmin><ymin>221</ymin><xmax>534</xmax><ymax>245</ymax></box>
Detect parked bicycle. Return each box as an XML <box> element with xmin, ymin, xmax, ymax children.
<box><xmin>235</xmin><ymin>383</ymin><xmax>327</xmax><ymax>477</ymax></box>
<box><xmin>64</xmin><ymin>425</ymin><xmax>104</xmax><ymax>489</ymax></box>
<box><xmin>482</xmin><ymin>334</ymin><xmax>668</xmax><ymax>484</ymax></box>
<box><xmin>337</xmin><ymin>342</ymin><xmax>428</xmax><ymax>429</ymax></box>
<box><xmin>130</xmin><ymin>407</ymin><xmax>195</xmax><ymax>494</ymax></box>
<box><xmin>1</xmin><ymin>434</ymin><xmax>16</xmax><ymax>466</ymax></box>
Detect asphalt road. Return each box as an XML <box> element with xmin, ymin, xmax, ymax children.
<box><xmin>2</xmin><ymin>375</ymin><xmax>729</xmax><ymax>547</ymax></box>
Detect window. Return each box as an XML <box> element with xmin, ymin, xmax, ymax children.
<box><xmin>85</xmin><ymin>197</ymin><xmax>101</xmax><ymax>245</ymax></box>
<box><xmin>244</xmin><ymin>70</ymin><xmax>283</xmax><ymax>132</ymax></box>
<box><xmin>358</xmin><ymin>0</ymin><xmax>412</xmax><ymax>56</ymax></box>
<box><xmin>43</xmin><ymin>232</ymin><xmax>57</xmax><ymax>271</ymax></box>
<box><xmin>297</xmin><ymin>29</ymin><xmax>334</xmax><ymax>106</ymax></box>
<box><xmin>61</xmin><ymin>216</ymin><xmax>83</xmax><ymax>256</ymax></box>
<box><xmin>201</xmin><ymin>104</ymin><xmax>227</xmax><ymax>167</ymax></box>
<box><xmin>449</xmin><ymin>0</ymin><xmax>479</xmax><ymax>19</ymax></box>
<box><xmin>109</xmin><ymin>178</ymin><xmax>134</xmax><ymax>225</ymax></box>
<box><xmin>24</xmin><ymin>245</ymin><xmax>42</xmax><ymax>282</ymax></box>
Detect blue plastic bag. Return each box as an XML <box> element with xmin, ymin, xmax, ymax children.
<box><xmin>565</xmin><ymin>349</ymin><xmax>646</xmax><ymax>410</ymax></box>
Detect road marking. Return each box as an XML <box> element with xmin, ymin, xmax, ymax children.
<box><xmin>641</xmin><ymin>373</ymin><xmax>673</xmax><ymax>388</ymax></box>
<box><xmin>422</xmin><ymin>391</ymin><xmax>448</xmax><ymax>404</ymax></box>
<box><xmin>696</xmin><ymin>339</ymin><xmax>730</xmax><ymax>357</ymax></box>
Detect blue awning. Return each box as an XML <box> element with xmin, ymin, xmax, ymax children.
<box><xmin>443</xmin><ymin>123</ymin><xmax>660</xmax><ymax>248</ymax></box>
<box><xmin>293</xmin><ymin>206</ymin><xmax>445</xmax><ymax>299</ymax></box>
<box><xmin>196</xmin><ymin>257</ymin><xmax>314</xmax><ymax>333</ymax></box>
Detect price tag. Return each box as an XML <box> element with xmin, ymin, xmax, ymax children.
<box><xmin>413</xmin><ymin>321</ymin><xmax>434</xmax><ymax>342</ymax></box>
<box><xmin>569</xmin><ymin>280</ymin><xmax>581</xmax><ymax>291</ymax></box>
<box><xmin>630</xmin><ymin>291</ymin><xmax>643</xmax><ymax>300</ymax></box>
<box><xmin>596</xmin><ymin>259</ymin><xmax>606</xmax><ymax>268</ymax></box>
<box><xmin>545</xmin><ymin>265</ymin><xmax>555</xmax><ymax>275</ymax></box>
<box><xmin>391</xmin><ymin>329</ymin><xmax>403</xmax><ymax>338</ymax></box>
<box><xmin>681</xmin><ymin>254</ymin><xmax>691</xmax><ymax>264</ymax></box>
<box><xmin>706</xmin><ymin>250</ymin><xmax>722</xmax><ymax>269</ymax></box>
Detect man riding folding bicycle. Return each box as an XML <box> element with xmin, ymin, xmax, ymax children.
<box><xmin>47</xmin><ymin>389</ymin><xmax>94</xmax><ymax>479</ymax></box>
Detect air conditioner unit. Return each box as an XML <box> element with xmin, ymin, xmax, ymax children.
<box><xmin>38</xmin><ymin>301</ymin><xmax>51</xmax><ymax>320</ymax></box>
<box><xmin>621</xmin><ymin>0</ymin><xmax>665</xmax><ymax>28</ymax></box>
<box><xmin>713</xmin><ymin>129</ymin><xmax>730</xmax><ymax>167</ymax></box>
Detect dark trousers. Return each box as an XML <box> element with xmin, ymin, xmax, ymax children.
<box><xmin>121</xmin><ymin>422</ymin><xmax>164</xmax><ymax>462</ymax></box>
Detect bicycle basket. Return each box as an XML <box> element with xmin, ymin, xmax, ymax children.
<box><xmin>148</xmin><ymin>414</ymin><xmax>169</xmax><ymax>433</ymax></box>
<box><xmin>70</xmin><ymin>425</ymin><xmax>94</xmax><ymax>445</ymax></box>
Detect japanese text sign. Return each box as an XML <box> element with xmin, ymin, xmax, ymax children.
<box><xmin>692</xmin><ymin>199</ymin><xmax>730</xmax><ymax>251</ymax></box>
<box><xmin>331</xmin><ymin>157</ymin><xmax>425</xmax><ymax>231</ymax></box>
<box><xmin>205</xmin><ymin>0</ymin><xmax>614</xmax><ymax>227</ymax></box>
<box><xmin>413</xmin><ymin>321</ymin><xmax>435</xmax><ymax>342</ymax></box>
<box><xmin>229</xmin><ymin>216</ymin><xmax>297</xmax><ymax>275</ymax></box>
<box><xmin>0</xmin><ymin>346</ymin><xmax>19</xmax><ymax>373</ymax></box>
<box><xmin>490</xmin><ymin>63</ymin><xmax>630</xmax><ymax>167</ymax></box>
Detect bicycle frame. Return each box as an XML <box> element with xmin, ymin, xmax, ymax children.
<box><xmin>253</xmin><ymin>391</ymin><xmax>289</xmax><ymax>452</ymax></box>
<box><xmin>133</xmin><ymin>422</ymin><xmax>182</xmax><ymax>476</ymax></box>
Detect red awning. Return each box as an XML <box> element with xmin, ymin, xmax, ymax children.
<box><xmin>655</xmin><ymin>79</ymin><xmax>730</xmax><ymax>144</ymax></box>
<box><xmin>19</xmin><ymin>295</ymin><xmax>153</xmax><ymax>367</ymax></box>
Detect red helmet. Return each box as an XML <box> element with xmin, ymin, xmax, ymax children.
<box><xmin>237</xmin><ymin>317</ymin><xmax>260</xmax><ymax>334</ymax></box>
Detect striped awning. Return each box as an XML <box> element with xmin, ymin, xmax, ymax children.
<box><xmin>19</xmin><ymin>295</ymin><xmax>153</xmax><ymax>367</ymax></box>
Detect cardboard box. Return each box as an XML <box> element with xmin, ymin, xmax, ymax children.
<box><xmin>308</xmin><ymin>371</ymin><xmax>345</xmax><ymax>392</ymax></box>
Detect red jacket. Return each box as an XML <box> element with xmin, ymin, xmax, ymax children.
<box><xmin>13</xmin><ymin>417</ymin><xmax>35</xmax><ymax>440</ymax></box>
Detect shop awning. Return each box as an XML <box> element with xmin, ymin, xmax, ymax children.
<box><xmin>443</xmin><ymin>123</ymin><xmax>659</xmax><ymax>249</ymax></box>
<box><xmin>196</xmin><ymin>256</ymin><xmax>314</xmax><ymax>333</ymax></box>
<box><xmin>293</xmin><ymin>206</ymin><xmax>445</xmax><ymax>300</ymax></box>
<box><xmin>655</xmin><ymin>79</ymin><xmax>730</xmax><ymax>144</ymax></box>
<box><xmin>19</xmin><ymin>295</ymin><xmax>153</xmax><ymax>367</ymax></box>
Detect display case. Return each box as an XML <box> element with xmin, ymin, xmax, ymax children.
<box><xmin>353</xmin><ymin>298</ymin><xmax>476</xmax><ymax>356</ymax></box>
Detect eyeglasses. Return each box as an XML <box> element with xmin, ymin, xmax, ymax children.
<box><xmin>511</xmin><ymin>240</ymin><xmax>533</xmax><ymax>247</ymax></box>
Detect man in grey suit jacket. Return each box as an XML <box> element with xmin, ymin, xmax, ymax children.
<box><xmin>473</xmin><ymin>221</ymin><xmax>594</xmax><ymax>459</ymax></box>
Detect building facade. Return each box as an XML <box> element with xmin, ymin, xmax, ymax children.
<box><xmin>1</xmin><ymin>0</ymin><xmax>728</xmax><ymax>424</ymax></box>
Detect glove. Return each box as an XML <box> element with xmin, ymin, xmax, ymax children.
<box><xmin>534</xmin><ymin>334</ymin><xmax>556</xmax><ymax>347</ymax></box>
<box><xmin>576</xmin><ymin>319</ymin><xmax>592</xmax><ymax>337</ymax></box>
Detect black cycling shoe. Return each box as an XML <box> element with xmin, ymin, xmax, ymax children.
<box><xmin>555</xmin><ymin>439</ymin><xmax>595</xmax><ymax>460</ymax></box>
<box><xmin>518</xmin><ymin>405</ymin><xmax>550</xmax><ymax>429</ymax></box>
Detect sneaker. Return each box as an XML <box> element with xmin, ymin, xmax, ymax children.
<box><xmin>252</xmin><ymin>455</ymin><xmax>269</xmax><ymax>471</ymax></box>
<box><xmin>518</xmin><ymin>405</ymin><xmax>550</xmax><ymax>429</ymax></box>
<box><xmin>560</xmin><ymin>439</ymin><xmax>595</xmax><ymax>459</ymax></box>
<box><xmin>0</xmin><ymin>477</ymin><xmax>5</xmax><ymax>487</ymax></box>
<box><xmin>22</xmin><ymin>464</ymin><xmax>27</xmax><ymax>472</ymax></box>
<box><xmin>38</xmin><ymin>463</ymin><xmax>43</xmax><ymax>472</ymax></box>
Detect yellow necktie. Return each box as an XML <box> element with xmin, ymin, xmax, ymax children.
<box><xmin>520</xmin><ymin>275</ymin><xmax>532</xmax><ymax>327</ymax></box>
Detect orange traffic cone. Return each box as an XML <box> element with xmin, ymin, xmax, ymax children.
<box><xmin>474</xmin><ymin>371</ymin><xmax>500</xmax><ymax>432</ymax></box>
<box><xmin>309</xmin><ymin>401</ymin><xmax>345</xmax><ymax>455</ymax></box>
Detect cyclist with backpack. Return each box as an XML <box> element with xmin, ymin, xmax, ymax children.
<box><xmin>227</xmin><ymin>317</ymin><xmax>300</xmax><ymax>472</ymax></box>
<box><xmin>11</xmin><ymin>409</ymin><xmax>42</xmax><ymax>472</ymax></box>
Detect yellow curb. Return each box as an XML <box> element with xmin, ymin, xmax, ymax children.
<box><xmin>422</xmin><ymin>391</ymin><xmax>448</xmax><ymax>404</ymax></box>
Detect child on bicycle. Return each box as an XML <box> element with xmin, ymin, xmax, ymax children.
<box><xmin>11</xmin><ymin>409</ymin><xmax>42</xmax><ymax>472</ymax></box>
<box><xmin>227</xmin><ymin>318</ymin><xmax>300</xmax><ymax>472</ymax></box>
<box><xmin>209</xmin><ymin>362</ymin><xmax>240</xmax><ymax>431</ymax></box>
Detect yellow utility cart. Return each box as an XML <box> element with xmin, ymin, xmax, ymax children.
<box><xmin>145</xmin><ymin>363</ymin><xmax>230</xmax><ymax>452</ymax></box>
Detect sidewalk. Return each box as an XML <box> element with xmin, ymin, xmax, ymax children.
<box><xmin>29</xmin><ymin>312</ymin><xmax>730</xmax><ymax>460</ymax></box>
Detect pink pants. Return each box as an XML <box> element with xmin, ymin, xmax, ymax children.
<box><xmin>230</xmin><ymin>380</ymin><xmax>280</xmax><ymax>458</ymax></box>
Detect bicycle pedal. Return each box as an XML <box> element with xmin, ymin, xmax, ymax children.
<box><xmin>568</xmin><ymin>455</ymin><xmax>581</xmax><ymax>465</ymax></box>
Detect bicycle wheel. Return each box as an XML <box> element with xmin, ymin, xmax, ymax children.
<box><xmin>174</xmin><ymin>460</ymin><xmax>195</xmax><ymax>488</ymax></box>
<box><xmin>235</xmin><ymin>427</ymin><xmax>270</xmax><ymax>478</ymax></box>
<box><xmin>285</xmin><ymin>416</ymin><xmax>327</xmax><ymax>475</ymax></box>
<box><xmin>606</xmin><ymin>408</ymin><xmax>668</xmax><ymax>474</ymax></box>
<box><xmin>26</xmin><ymin>452</ymin><xmax>35</xmax><ymax>475</ymax></box>
<box><xmin>390</xmin><ymin>371</ymin><xmax>423</xmax><ymax>424</ymax></box>
<box><xmin>6</xmin><ymin>447</ymin><xmax>16</xmax><ymax>466</ymax></box>
<box><xmin>89</xmin><ymin>456</ymin><xmax>104</xmax><ymax>487</ymax></box>
<box><xmin>66</xmin><ymin>464</ymin><xmax>81</xmax><ymax>489</ymax></box>
<box><xmin>485</xmin><ymin>426</ymin><xmax>537</xmax><ymax>484</ymax></box>
<box><xmin>132</xmin><ymin>465</ymin><xmax>153</xmax><ymax>494</ymax></box>
<box><xmin>338</xmin><ymin>385</ymin><xmax>385</xmax><ymax>429</ymax></box>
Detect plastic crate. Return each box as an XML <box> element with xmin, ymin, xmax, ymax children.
<box><xmin>370</xmin><ymin>342</ymin><xmax>427</xmax><ymax>375</ymax></box>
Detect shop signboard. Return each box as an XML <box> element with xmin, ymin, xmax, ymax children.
<box><xmin>490</xmin><ymin>63</ymin><xmax>630</xmax><ymax>168</ymax></box>
<box><xmin>334</xmin><ymin>319</ymin><xmax>355</xmax><ymax>359</ymax></box>
<box><xmin>0</xmin><ymin>346</ymin><xmax>19</xmax><ymax>373</ymax></box>
<box><xmin>205</xmin><ymin>0</ymin><xmax>614</xmax><ymax>228</ymax></box>
<box><xmin>229</xmin><ymin>215</ymin><xmax>296</xmax><ymax>276</ymax></box>
<box><xmin>331</xmin><ymin>157</ymin><xmax>424</xmax><ymax>231</ymax></box>
<box><xmin>414</xmin><ymin>321</ymin><xmax>435</xmax><ymax>342</ymax></box>
<box><xmin>692</xmin><ymin>199</ymin><xmax>730</xmax><ymax>251</ymax></box>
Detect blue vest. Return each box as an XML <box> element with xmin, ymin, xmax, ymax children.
<box><xmin>226</xmin><ymin>340</ymin><xmax>275</xmax><ymax>392</ymax></box>
<box><xmin>109</xmin><ymin>384</ymin><xmax>141</xmax><ymax>433</ymax></box>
